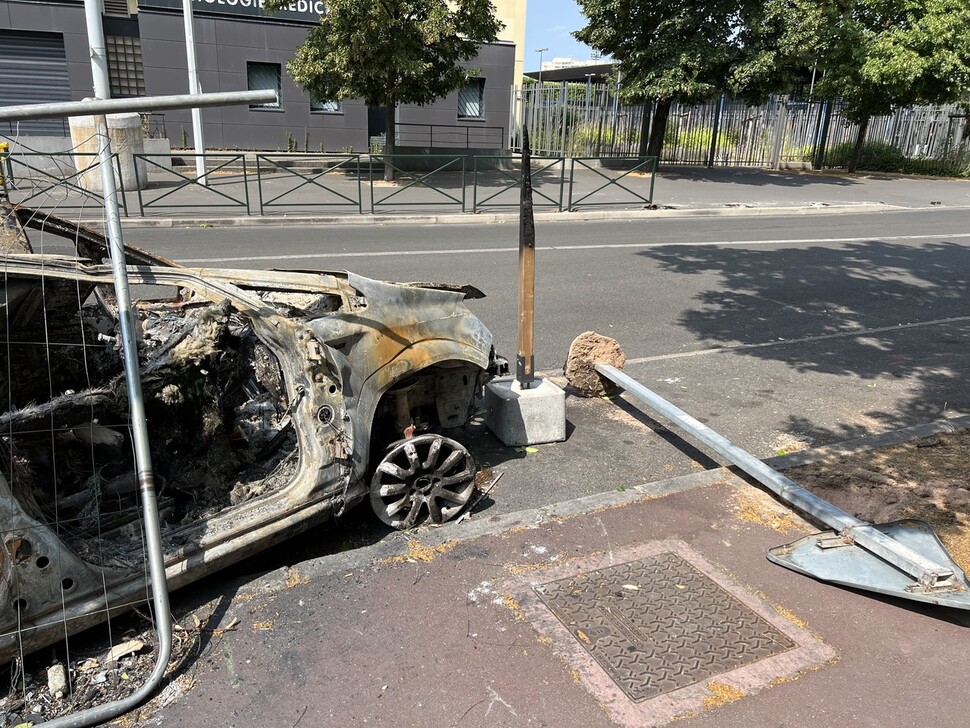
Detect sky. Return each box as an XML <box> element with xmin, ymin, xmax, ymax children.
<box><xmin>524</xmin><ymin>0</ymin><xmax>599</xmax><ymax>69</ymax></box>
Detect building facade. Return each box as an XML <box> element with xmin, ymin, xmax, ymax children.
<box><xmin>0</xmin><ymin>0</ymin><xmax>524</xmax><ymax>151</ymax></box>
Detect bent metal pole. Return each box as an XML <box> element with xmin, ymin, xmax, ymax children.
<box><xmin>516</xmin><ymin>126</ymin><xmax>537</xmax><ymax>387</ymax></box>
<box><xmin>595</xmin><ymin>364</ymin><xmax>958</xmax><ymax>589</ymax></box>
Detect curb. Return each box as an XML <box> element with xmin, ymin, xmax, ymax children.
<box><xmin>279</xmin><ymin>414</ymin><xmax>970</xmax><ymax>583</ymax></box>
<box><xmin>115</xmin><ymin>202</ymin><xmax>902</xmax><ymax>229</ymax></box>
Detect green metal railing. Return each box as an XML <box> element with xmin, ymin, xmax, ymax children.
<box><xmin>255</xmin><ymin>154</ymin><xmax>362</xmax><ymax>214</ymax></box>
<box><xmin>567</xmin><ymin>157</ymin><xmax>658</xmax><ymax>209</ymax></box>
<box><xmin>369</xmin><ymin>155</ymin><xmax>466</xmax><ymax>212</ymax></box>
<box><xmin>1</xmin><ymin>152</ymin><xmax>128</xmax><ymax>215</ymax></box>
<box><xmin>134</xmin><ymin>153</ymin><xmax>250</xmax><ymax>215</ymax></box>
<box><xmin>472</xmin><ymin>156</ymin><xmax>566</xmax><ymax>212</ymax></box>
<box><xmin>0</xmin><ymin>151</ymin><xmax>668</xmax><ymax>219</ymax></box>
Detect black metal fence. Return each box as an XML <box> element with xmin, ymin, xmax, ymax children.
<box><xmin>1</xmin><ymin>151</ymin><xmax>658</xmax><ymax>217</ymax></box>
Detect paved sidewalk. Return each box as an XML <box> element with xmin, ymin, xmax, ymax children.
<box><xmin>149</xmin><ymin>415</ymin><xmax>970</xmax><ymax>728</ymax></box>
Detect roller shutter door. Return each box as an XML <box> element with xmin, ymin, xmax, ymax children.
<box><xmin>0</xmin><ymin>31</ymin><xmax>72</xmax><ymax>136</ymax></box>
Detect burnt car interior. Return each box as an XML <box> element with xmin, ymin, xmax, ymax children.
<box><xmin>1</xmin><ymin>204</ymin><xmax>505</xmax><ymax>664</ymax></box>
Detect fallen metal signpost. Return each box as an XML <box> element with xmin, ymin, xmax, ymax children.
<box><xmin>595</xmin><ymin>364</ymin><xmax>970</xmax><ymax>610</ymax></box>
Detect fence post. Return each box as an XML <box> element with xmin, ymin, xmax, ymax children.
<box><xmin>707</xmin><ymin>93</ymin><xmax>725</xmax><ymax>168</ymax></box>
<box><xmin>769</xmin><ymin>97</ymin><xmax>787</xmax><ymax>169</ymax></box>
<box><xmin>813</xmin><ymin>101</ymin><xmax>833</xmax><ymax>170</ymax></box>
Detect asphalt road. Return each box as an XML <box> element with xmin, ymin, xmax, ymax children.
<box><xmin>88</xmin><ymin>207</ymin><xmax>969</xmax><ymax>452</ymax></box>
<box><xmin>30</xmin><ymin>207</ymin><xmax>970</xmax><ymax>522</ymax></box>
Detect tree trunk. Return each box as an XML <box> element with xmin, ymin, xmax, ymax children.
<box><xmin>637</xmin><ymin>101</ymin><xmax>653</xmax><ymax>158</ymax></box>
<box><xmin>646</xmin><ymin>98</ymin><xmax>671</xmax><ymax>160</ymax></box>
<box><xmin>384</xmin><ymin>97</ymin><xmax>396</xmax><ymax>182</ymax></box>
<box><xmin>848</xmin><ymin>115</ymin><xmax>871</xmax><ymax>174</ymax></box>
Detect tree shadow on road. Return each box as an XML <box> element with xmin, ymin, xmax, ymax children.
<box><xmin>637</xmin><ymin>238</ymin><xmax>970</xmax><ymax>443</ymax></box>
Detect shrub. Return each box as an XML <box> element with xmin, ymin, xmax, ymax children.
<box><xmin>825</xmin><ymin>141</ymin><xmax>905</xmax><ymax>172</ymax></box>
<box><xmin>826</xmin><ymin>140</ymin><xmax>970</xmax><ymax>177</ymax></box>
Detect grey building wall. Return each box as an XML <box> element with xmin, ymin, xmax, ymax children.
<box><xmin>136</xmin><ymin>9</ymin><xmax>369</xmax><ymax>151</ymax></box>
<box><xmin>397</xmin><ymin>41</ymin><xmax>514</xmax><ymax>150</ymax></box>
<box><xmin>0</xmin><ymin>0</ymin><xmax>513</xmax><ymax>152</ymax></box>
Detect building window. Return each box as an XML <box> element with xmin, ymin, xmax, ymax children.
<box><xmin>247</xmin><ymin>62</ymin><xmax>281</xmax><ymax>108</ymax></box>
<box><xmin>310</xmin><ymin>98</ymin><xmax>342</xmax><ymax>113</ymax></box>
<box><xmin>457</xmin><ymin>78</ymin><xmax>485</xmax><ymax>119</ymax></box>
<box><xmin>106</xmin><ymin>35</ymin><xmax>145</xmax><ymax>97</ymax></box>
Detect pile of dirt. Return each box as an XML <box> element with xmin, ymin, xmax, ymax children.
<box><xmin>564</xmin><ymin>331</ymin><xmax>626</xmax><ymax>397</ymax></box>
<box><xmin>784</xmin><ymin>429</ymin><xmax>970</xmax><ymax>573</ymax></box>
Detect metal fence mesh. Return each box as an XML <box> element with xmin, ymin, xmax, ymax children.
<box><xmin>0</xmin><ymin>200</ymin><xmax>161</xmax><ymax>725</ymax></box>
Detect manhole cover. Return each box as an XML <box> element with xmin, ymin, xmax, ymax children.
<box><xmin>536</xmin><ymin>552</ymin><xmax>797</xmax><ymax>702</ymax></box>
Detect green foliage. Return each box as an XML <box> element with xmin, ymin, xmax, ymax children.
<box><xmin>575</xmin><ymin>1</ymin><xmax>816</xmax><ymax>158</ymax></box>
<box><xmin>826</xmin><ymin>141</ymin><xmax>905</xmax><ymax>171</ymax></box>
<box><xmin>286</xmin><ymin>131</ymin><xmax>297</xmax><ymax>152</ymax></box>
<box><xmin>567</xmin><ymin>121</ymin><xmax>640</xmax><ymax>155</ymax></box>
<box><xmin>661</xmin><ymin>125</ymin><xmax>745</xmax><ymax>158</ymax></box>
<box><xmin>826</xmin><ymin>140</ymin><xmax>970</xmax><ymax>176</ymax></box>
<box><xmin>814</xmin><ymin>0</ymin><xmax>970</xmax><ymax>123</ymax></box>
<box><xmin>574</xmin><ymin>1</ymin><xmax>817</xmax><ymax>106</ymax></box>
<box><xmin>266</xmin><ymin>0</ymin><xmax>502</xmax><ymax>110</ymax></box>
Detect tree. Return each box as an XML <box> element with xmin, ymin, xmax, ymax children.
<box><xmin>812</xmin><ymin>0</ymin><xmax>970</xmax><ymax>172</ymax></box>
<box><xmin>268</xmin><ymin>0</ymin><xmax>503</xmax><ymax>180</ymax></box>
<box><xmin>574</xmin><ymin>1</ymin><xmax>816</xmax><ymax>159</ymax></box>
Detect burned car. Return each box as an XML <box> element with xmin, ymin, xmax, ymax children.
<box><xmin>0</xmin><ymin>206</ymin><xmax>505</xmax><ymax>664</ymax></box>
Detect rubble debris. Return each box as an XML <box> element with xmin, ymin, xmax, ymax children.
<box><xmin>564</xmin><ymin>331</ymin><xmax>626</xmax><ymax>397</ymax></box>
<box><xmin>47</xmin><ymin>663</ymin><xmax>68</xmax><ymax>699</ymax></box>
<box><xmin>105</xmin><ymin>639</ymin><xmax>146</xmax><ymax>664</ymax></box>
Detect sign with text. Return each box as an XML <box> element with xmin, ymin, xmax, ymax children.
<box><xmin>139</xmin><ymin>0</ymin><xmax>326</xmax><ymax>25</ymax></box>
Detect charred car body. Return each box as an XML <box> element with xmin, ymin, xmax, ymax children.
<box><xmin>0</xmin><ymin>207</ymin><xmax>504</xmax><ymax>663</ymax></box>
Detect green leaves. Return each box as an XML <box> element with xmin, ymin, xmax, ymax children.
<box><xmin>575</xmin><ymin>1</ymin><xmax>818</xmax><ymax>106</ymax></box>
<box><xmin>815</xmin><ymin>0</ymin><xmax>970</xmax><ymax>122</ymax></box>
<box><xmin>267</xmin><ymin>0</ymin><xmax>503</xmax><ymax>110</ymax></box>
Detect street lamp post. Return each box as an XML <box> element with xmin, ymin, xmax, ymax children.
<box><xmin>536</xmin><ymin>48</ymin><xmax>549</xmax><ymax>87</ymax></box>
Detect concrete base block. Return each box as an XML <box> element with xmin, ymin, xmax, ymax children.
<box><xmin>484</xmin><ymin>376</ymin><xmax>566</xmax><ymax>447</ymax></box>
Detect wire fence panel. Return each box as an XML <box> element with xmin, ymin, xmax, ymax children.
<box><xmin>0</xmin><ymin>206</ymin><xmax>164</xmax><ymax>724</ymax></box>
<box><xmin>256</xmin><ymin>154</ymin><xmax>363</xmax><ymax>214</ymax></box>
<box><xmin>0</xmin><ymin>152</ymin><xmax>128</xmax><ymax>216</ymax></box>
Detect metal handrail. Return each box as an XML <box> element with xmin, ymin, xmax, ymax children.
<box><xmin>369</xmin><ymin>155</ymin><xmax>466</xmax><ymax>211</ymax></box>
<box><xmin>568</xmin><ymin>156</ymin><xmax>657</xmax><ymax>210</ymax></box>
<box><xmin>255</xmin><ymin>153</ymin><xmax>362</xmax><ymax>214</ymax></box>
<box><xmin>472</xmin><ymin>155</ymin><xmax>566</xmax><ymax>212</ymax></box>
<box><xmin>134</xmin><ymin>153</ymin><xmax>250</xmax><ymax>215</ymax></box>
<box><xmin>396</xmin><ymin>122</ymin><xmax>505</xmax><ymax>149</ymax></box>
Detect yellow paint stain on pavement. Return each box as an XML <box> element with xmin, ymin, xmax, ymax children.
<box><xmin>383</xmin><ymin>539</ymin><xmax>458</xmax><ymax>564</ymax></box>
<box><xmin>703</xmin><ymin>681</ymin><xmax>746</xmax><ymax>710</ymax></box>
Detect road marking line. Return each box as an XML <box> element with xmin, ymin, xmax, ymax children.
<box><xmin>178</xmin><ymin>231</ymin><xmax>970</xmax><ymax>264</ymax></box>
<box><xmin>626</xmin><ymin>315</ymin><xmax>970</xmax><ymax>364</ymax></box>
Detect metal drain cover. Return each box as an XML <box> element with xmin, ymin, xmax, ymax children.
<box><xmin>536</xmin><ymin>552</ymin><xmax>797</xmax><ymax>702</ymax></box>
